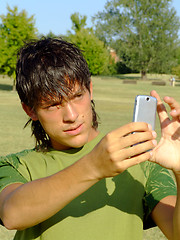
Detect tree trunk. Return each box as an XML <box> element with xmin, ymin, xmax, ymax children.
<box><xmin>141</xmin><ymin>70</ymin><xmax>147</xmax><ymax>80</ymax></box>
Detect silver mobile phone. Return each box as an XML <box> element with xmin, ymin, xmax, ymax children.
<box><xmin>133</xmin><ymin>95</ymin><xmax>157</xmax><ymax>130</ymax></box>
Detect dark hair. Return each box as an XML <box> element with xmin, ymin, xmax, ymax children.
<box><xmin>16</xmin><ymin>38</ymin><xmax>98</xmax><ymax>151</ymax></box>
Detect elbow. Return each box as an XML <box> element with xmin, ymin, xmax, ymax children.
<box><xmin>2</xmin><ymin>221</ymin><xmax>18</xmax><ymax>231</ymax></box>
<box><xmin>1</xmin><ymin>217</ymin><xmax>25</xmax><ymax>231</ymax></box>
<box><xmin>1</xmin><ymin>205</ymin><xmax>26</xmax><ymax>230</ymax></box>
<box><xmin>0</xmin><ymin>183</ymin><xmax>26</xmax><ymax>230</ymax></box>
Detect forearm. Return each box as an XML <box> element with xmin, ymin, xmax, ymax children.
<box><xmin>173</xmin><ymin>173</ymin><xmax>180</xmax><ymax>240</ymax></box>
<box><xmin>0</xmin><ymin>122</ymin><xmax>156</xmax><ymax>230</ymax></box>
<box><xmin>0</xmin><ymin>155</ymin><xmax>98</xmax><ymax>230</ymax></box>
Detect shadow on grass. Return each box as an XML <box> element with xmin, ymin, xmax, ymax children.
<box><xmin>0</xmin><ymin>84</ymin><xmax>13</xmax><ymax>91</ymax></box>
<box><xmin>100</xmin><ymin>75</ymin><xmax>140</xmax><ymax>80</ymax></box>
<box><xmin>115</xmin><ymin>75</ymin><xmax>141</xmax><ymax>80</ymax></box>
<box><xmin>100</xmin><ymin>75</ymin><xmax>159</xmax><ymax>81</ymax></box>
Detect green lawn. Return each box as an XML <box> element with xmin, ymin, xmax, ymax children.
<box><xmin>0</xmin><ymin>74</ymin><xmax>179</xmax><ymax>239</ymax></box>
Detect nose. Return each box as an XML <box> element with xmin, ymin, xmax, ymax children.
<box><xmin>63</xmin><ymin>102</ymin><xmax>79</xmax><ymax>123</ymax></box>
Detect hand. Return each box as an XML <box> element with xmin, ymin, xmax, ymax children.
<box><xmin>88</xmin><ymin>122</ymin><xmax>157</xmax><ymax>180</ymax></box>
<box><xmin>150</xmin><ymin>90</ymin><xmax>180</xmax><ymax>174</ymax></box>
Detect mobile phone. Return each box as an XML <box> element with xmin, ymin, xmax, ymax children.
<box><xmin>133</xmin><ymin>95</ymin><xmax>157</xmax><ymax>130</ymax></box>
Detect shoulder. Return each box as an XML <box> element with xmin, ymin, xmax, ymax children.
<box><xmin>0</xmin><ymin>149</ymin><xmax>35</xmax><ymax>166</ymax></box>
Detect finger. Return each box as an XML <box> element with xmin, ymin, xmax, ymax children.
<box><xmin>163</xmin><ymin>96</ymin><xmax>180</xmax><ymax>110</ymax></box>
<box><xmin>150</xmin><ymin>90</ymin><xmax>169</xmax><ymax>123</ymax></box>
<box><xmin>120</xmin><ymin>139</ymin><xmax>157</xmax><ymax>160</ymax></box>
<box><xmin>150</xmin><ymin>90</ymin><xmax>161</xmax><ymax>100</ymax></box>
<box><xmin>110</xmin><ymin>122</ymin><xmax>151</xmax><ymax>139</ymax></box>
<box><xmin>163</xmin><ymin>96</ymin><xmax>180</xmax><ymax>120</ymax></box>
<box><xmin>112</xmin><ymin>131</ymin><xmax>156</xmax><ymax>151</ymax></box>
<box><xmin>111</xmin><ymin>138</ymin><xmax>157</xmax><ymax>162</ymax></box>
<box><xmin>117</xmin><ymin>151</ymin><xmax>153</xmax><ymax>171</ymax></box>
<box><xmin>170</xmin><ymin>109</ymin><xmax>180</xmax><ymax>120</ymax></box>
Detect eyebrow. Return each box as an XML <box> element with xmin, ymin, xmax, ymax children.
<box><xmin>40</xmin><ymin>87</ymin><xmax>85</xmax><ymax>108</ymax></box>
<box><xmin>71</xmin><ymin>88</ymin><xmax>85</xmax><ymax>97</ymax></box>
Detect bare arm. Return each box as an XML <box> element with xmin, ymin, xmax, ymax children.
<box><xmin>173</xmin><ymin>174</ymin><xmax>180</xmax><ymax>240</ymax></box>
<box><xmin>150</xmin><ymin>91</ymin><xmax>180</xmax><ymax>239</ymax></box>
<box><xmin>0</xmin><ymin>157</ymin><xmax>98</xmax><ymax>230</ymax></box>
<box><xmin>151</xmin><ymin>195</ymin><xmax>176</xmax><ymax>239</ymax></box>
<box><xmin>0</xmin><ymin>122</ymin><xmax>156</xmax><ymax>230</ymax></box>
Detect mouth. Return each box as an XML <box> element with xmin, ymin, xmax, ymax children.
<box><xmin>64</xmin><ymin>124</ymin><xmax>83</xmax><ymax>136</ymax></box>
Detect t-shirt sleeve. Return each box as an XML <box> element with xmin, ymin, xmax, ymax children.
<box><xmin>142</xmin><ymin>162</ymin><xmax>177</xmax><ymax>229</ymax></box>
<box><xmin>0</xmin><ymin>155</ymin><xmax>28</xmax><ymax>193</ymax></box>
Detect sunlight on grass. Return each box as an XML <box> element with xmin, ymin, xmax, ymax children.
<box><xmin>0</xmin><ymin>74</ymin><xmax>178</xmax><ymax>239</ymax></box>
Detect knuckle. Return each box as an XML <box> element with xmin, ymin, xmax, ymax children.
<box><xmin>131</xmin><ymin>121</ymin><xmax>149</xmax><ymax>132</ymax></box>
<box><xmin>131</xmin><ymin>133</ymin><xmax>138</xmax><ymax>142</ymax></box>
<box><xmin>105</xmin><ymin>132</ymin><xmax>112</xmax><ymax>143</ymax></box>
<box><xmin>109</xmin><ymin>151</ymin><xmax>118</xmax><ymax>162</ymax></box>
<box><xmin>134</xmin><ymin>156</ymin><xmax>142</xmax><ymax>165</ymax></box>
<box><xmin>115</xmin><ymin>162</ymin><xmax>126</xmax><ymax>173</ymax></box>
<box><xmin>134</xmin><ymin>152</ymin><xmax>150</xmax><ymax>164</ymax></box>
<box><xmin>140</xmin><ymin>122</ymin><xmax>149</xmax><ymax>130</ymax></box>
<box><xmin>128</xmin><ymin>122</ymin><xmax>136</xmax><ymax>132</ymax></box>
<box><xmin>118</xmin><ymin>166</ymin><xmax>126</xmax><ymax>173</ymax></box>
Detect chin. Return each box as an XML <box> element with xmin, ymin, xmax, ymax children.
<box><xmin>52</xmin><ymin>132</ymin><xmax>92</xmax><ymax>150</ymax></box>
<box><xmin>70</xmin><ymin>136</ymin><xmax>89</xmax><ymax>148</ymax></box>
<box><xmin>71</xmin><ymin>141</ymin><xmax>87</xmax><ymax>149</ymax></box>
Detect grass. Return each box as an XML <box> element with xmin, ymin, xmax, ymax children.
<box><xmin>0</xmin><ymin>74</ymin><xmax>179</xmax><ymax>239</ymax></box>
<box><xmin>93</xmin><ymin>75</ymin><xmax>180</xmax><ymax>137</ymax></box>
<box><xmin>93</xmin><ymin>75</ymin><xmax>180</xmax><ymax>240</ymax></box>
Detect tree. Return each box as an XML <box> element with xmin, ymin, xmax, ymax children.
<box><xmin>172</xmin><ymin>64</ymin><xmax>180</xmax><ymax>79</ymax></box>
<box><xmin>70</xmin><ymin>12</ymin><xmax>87</xmax><ymax>33</ymax></box>
<box><xmin>70</xmin><ymin>29</ymin><xmax>110</xmax><ymax>75</ymax></box>
<box><xmin>38</xmin><ymin>31</ymin><xmax>64</xmax><ymax>39</ymax></box>
<box><xmin>93</xmin><ymin>0</ymin><xmax>180</xmax><ymax>79</ymax></box>
<box><xmin>68</xmin><ymin>13</ymin><xmax>110</xmax><ymax>75</ymax></box>
<box><xmin>0</xmin><ymin>6</ymin><xmax>37</xmax><ymax>88</ymax></box>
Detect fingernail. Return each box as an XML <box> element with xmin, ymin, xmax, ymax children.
<box><xmin>148</xmin><ymin>124</ymin><xmax>152</xmax><ymax>130</ymax></box>
<box><xmin>152</xmin><ymin>131</ymin><xmax>157</xmax><ymax>138</ymax></box>
<box><xmin>152</xmin><ymin>140</ymin><xmax>157</xmax><ymax>146</ymax></box>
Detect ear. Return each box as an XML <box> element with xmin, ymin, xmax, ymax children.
<box><xmin>22</xmin><ymin>103</ymin><xmax>38</xmax><ymax>121</ymax></box>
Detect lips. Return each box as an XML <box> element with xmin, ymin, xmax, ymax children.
<box><xmin>64</xmin><ymin>124</ymin><xmax>83</xmax><ymax>136</ymax></box>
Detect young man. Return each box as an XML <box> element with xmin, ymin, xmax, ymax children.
<box><xmin>0</xmin><ymin>38</ymin><xmax>179</xmax><ymax>240</ymax></box>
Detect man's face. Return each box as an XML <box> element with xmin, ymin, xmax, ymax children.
<box><xmin>32</xmin><ymin>82</ymin><xmax>98</xmax><ymax>150</ymax></box>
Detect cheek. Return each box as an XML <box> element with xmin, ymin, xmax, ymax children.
<box><xmin>82</xmin><ymin>103</ymin><xmax>93</xmax><ymax>121</ymax></box>
<box><xmin>38</xmin><ymin>112</ymin><xmax>61</xmax><ymax>129</ymax></box>
<box><xmin>81</xmin><ymin>96</ymin><xmax>92</xmax><ymax>112</ymax></box>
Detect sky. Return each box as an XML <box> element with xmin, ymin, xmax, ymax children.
<box><xmin>0</xmin><ymin>0</ymin><xmax>180</xmax><ymax>36</ymax></box>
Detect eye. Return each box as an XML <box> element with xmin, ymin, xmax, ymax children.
<box><xmin>47</xmin><ymin>105</ymin><xmax>57</xmax><ymax>110</ymax></box>
<box><xmin>46</xmin><ymin>103</ymin><xmax>60</xmax><ymax>111</ymax></box>
<box><xmin>74</xmin><ymin>90</ymin><xmax>86</xmax><ymax>100</ymax></box>
<box><xmin>76</xmin><ymin>93</ymin><xmax>83</xmax><ymax>98</ymax></box>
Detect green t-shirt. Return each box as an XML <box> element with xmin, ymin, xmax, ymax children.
<box><xmin>0</xmin><ymin>133</ymin><xmax>177</xmax><ymax>240</ymax></box>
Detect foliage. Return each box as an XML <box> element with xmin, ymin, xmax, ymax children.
<box><xmin>69</xmin><ymin>29</ymin><xmax>110</xmax><ymax>75</ymax></box>
<box><xmin>174</xmin><ymin>45</ymin><xmax>180</xmax><ymax>65</ymax></box>
<box><xmin>41</xmin><ymin>31</ymin><xmax>59</xmax><ymax>38</ymax></box>
<box><xmin>172</xmin><ymin>65</ymin><xmax>180</xmax><ymax>79</ymax></box>
<box><xmin>0</xmin><ymin>6</ymin><xmax>37</xmax><ymax>80</ymax></box>
<box><xmin>103</xmin><ymin>59</ymin><xmax>118</xmax><ymax>75</ymax></box>
<box><xmin>116</xmin><ymin>62</ymin><xmax>136</xmax><ymax>74</ymax></box>
<box><xmin>70</xmin><ymin>12</ymin><xmax>87</xmax><ymax>33</ymax></box>
<box><xmin>68</xmin><ymin>13</ymin><xmax>110</xmax><ymax>75</ymax></box>
<box><xmin>93</xmin><ymin>0</ymin><xmax>180</xmax><ymax>79</ymax></box>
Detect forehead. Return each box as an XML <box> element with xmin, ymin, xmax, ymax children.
<box><xmin>38</xmin><ymin>83</ymin><xmax>86</xmax><ymax>106</ymax></box>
